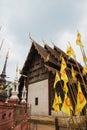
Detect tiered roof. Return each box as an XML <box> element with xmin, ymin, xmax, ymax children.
<box><xmin>21</xmin><ymin>40</ymin><xmax>87</xmax><ymax>87</ymax></box>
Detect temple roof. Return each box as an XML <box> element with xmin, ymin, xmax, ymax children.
<box><xmin>20</xmin><ymin>39</ymin><xmax>87</xmax><ymax>90</ymax></box>
<box><xmin>21</xmin><ymin>39</ymin><xmax>84</xmax><ymax>74</ymax></box>
<box><xmin>21</xmin><ymin>40</ymin><xmax>48</xmax><ymax>75</ymax></box>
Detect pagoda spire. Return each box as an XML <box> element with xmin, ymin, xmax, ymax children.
<box><xmin>0</xmin><ymin>51</ymin><xmax>9</xmax><ymax>83</ymax></box>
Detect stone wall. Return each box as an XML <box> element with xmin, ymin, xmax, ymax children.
<box><xmin>0</xmin><ymin>102</ymin><xmax>29</xmax><ymax>130</ymax></box>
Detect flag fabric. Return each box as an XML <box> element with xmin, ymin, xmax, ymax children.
<box><xmin>61</xmin><ymin>93</ymin><xmax>73</xmax><ymax>116</ymax></box>
<box><xmin>76</xmin><ymin>32</ymin><xmax>84</xmax><ymax>48</ymax></box>
<box><xmin>60</xmin><ymin>57</ymin><xmax>68</xmax><ymax>83</ymax></box>
<box><xmin>82</xmin><ymin>52</ymin><xmax>87</xmax><ymax>63</ymax></box>
<box><xmin>82</xmin><ymin>66</ymin><xmax>87</xmax><ymax>75</ymax></box>
<box><xmin>75</xmin><ymin>82</ymin><xmax>86</xmax><ymax>115</ymax></box>
<box><xmin>58</xmin><ymin>93</ymin><xmax>62</xmax><ymax>104</ymax></box>
<box><xmin>61</xmin><ymin>69</ymin><xmax>68</xmax><ymax>83</ymax></box>
<box><xmin>66</xmin><ymin>44</ymin><xmax>76</xmax><ymax>58</ymax></box>
<box><xmin>52</xmin><ymin>91</ymin><xmax>60</xmax><ymax>112</ymax></box>
<box><xmin>60</xmin><ymin>57</ymin><xmax>67</xmax><ymax>73</ymax></box>
<box><xmin>66</xmin><ymin>45</ymin><xmax>71</xmax><ymax>57</ymax></box>
<box><xmin>71</xmin><ymin>66</ymin><xmax>76</xmax><ymax>81</ymax></box>
<box><xmin>53</xmin><ymin>71</ymin><xmax>60</xmax><ymax>88</ymax></box>
<box><xmin>63</xmin><ymin>82</ymin><xmax>68</xmax><ymax>93</ymax></box>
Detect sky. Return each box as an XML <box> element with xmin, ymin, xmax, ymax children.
<box><xmin>0</xmin><ymin>0</ymin><xmax>87</xmax><ymax>82</ymax></box>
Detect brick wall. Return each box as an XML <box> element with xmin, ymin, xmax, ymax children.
<box><xmin>0</xmin><ymin>102</ymin><xmax>29</xmax><ymax>130</ymax></box>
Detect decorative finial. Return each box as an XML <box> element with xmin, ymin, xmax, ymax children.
<box><xmin>42</xmin><ymin>40</ymin><xmax>46</xmax><ymax>47</ymax></box>
<box><xmin>29</xmin><ymin>33</ymin><xmax>34</xmax><ymax>42</ymax></box>
<box><xmin>21</xmin><ymin>80</ymin><xmax>27</xmax><ymax>105</ymax></box>
<box><xmin>51</xmin><ymin>41</ymin><xmax>55</xmax><ymax>47</ymax></box>
<box><xmin>45</xmin><ymin>54</ymin><xmax>50</xmax><ymax>62</ymax></box>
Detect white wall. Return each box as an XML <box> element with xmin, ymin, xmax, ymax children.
<box><xmin>28</xmin><ymin>79</ymin><xmax>49</xmax><ymax>116</ymax></box>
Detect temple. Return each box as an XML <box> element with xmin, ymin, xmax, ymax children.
<box><xmin>0</xmin><ymin>38</ymin><xmax>87</xmax><ymax>129</ymax></box>
<box><xmin>19</xmin><ymin>39</ymin><xmax>87</xmax><ymax>116</ymax></box>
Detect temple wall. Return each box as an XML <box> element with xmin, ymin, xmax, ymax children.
<box><xmin>28</xmin><ymin>79</ymin><xmax>49</xmax><ymax>116</ymax></box>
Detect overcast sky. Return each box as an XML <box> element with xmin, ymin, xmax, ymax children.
<box><xmin>0</xmin><ymin>0</ymin><xmax>87</xmax><ymax>82</ymax></box>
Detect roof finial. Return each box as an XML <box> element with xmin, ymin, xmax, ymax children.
<box><xmin>42</xmin><ymin>39</ymin><xmax>46</xmax><ymax>47</ymax></box>
<box><xmin>51</xmin><ymin>41</ymin><xmax>55</xmax><ymax>47</ymax></box>
<box><xmin>29</xmin><ymin>33</ymin><xmax>34</xmax><ymax>42</ymax></box>
<box><xmin>45</xmin><ymin>54</ymin><xmax>50</xmax><ymax>62</ymax></box>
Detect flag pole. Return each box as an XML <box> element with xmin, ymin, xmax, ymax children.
<box><xmin>65</xmin><ymin>43</ymin><xmax>86</xmax><ymax>127</ymax></box>
<box><xmin>49</xmin><ymin>66</ymin><xmax>71</xmax><ymax>129</ymax></box>
<box><xmin>75</xmin><ymin>32</ymin><xmax>87</xmax><ymax>123</ymax></box>
<box><xmin>76</xmin><ymin>31</ymin><xmax>87</xmax><ymax>66</ymax></box>
<box><xmin>64</xmin><ymin>56</ymin><xmax>86</xmax><ymax>128</ymax></box>
<box><xmin>80</xmin><ymin>46</ymin><xmax>87</xmax><ymax>66</ymax></box>
<box><xmin>75</xmin><ymin>32</ymin><xmax>87</xmax><ymax>91</ymax></box>
<box><xmin>59</xmin><ymin>55</ymin><xmax>79</xmax><ymax>128</ymax></box>
<box><xmin>0</xmin><ymin>39</ymin><xmax>4</xmax><ymax>51</ymax></box>
<box><xmin>74</xmin><ymin>57</ymin><xmax>87</xmax><ymax>109</ymax></box>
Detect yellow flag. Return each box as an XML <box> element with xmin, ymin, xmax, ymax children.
<box><xmin>82</xmin><ymin>53</ymin><xmax>87</xmax><ymax>63</ymax></box>
<box><xmin>71</xmin><ymin>66</ymin><xmax>76</xmax><ymax>81</ymax></box>
<box><xmin>82</xmin><ymin>66</ymin><xmax>87</xmax><ymax>75</ymax></box>
<box><xmin>60</xmin><ymin>57</ymin><xmax>68</xmax><ymax>83</ymax></box>
<box><xmin>60</xmin><ymin>57</ymin><xmax>67</xmax><ymax>73</ymax></box>
<box><xmin>61</xmin><ymin>69</ymin><xmax>68</xmax><ymax>83</ymax></box>
<box><xmin>52</xmin><ymin>92</ymin><xmax>60</xmax><ymax>112</ymax></box>
<box><xmin>75</xmin><ymin>82</ymin><xmax>86</xmax><ymax>115</ymax></box>
<box><xmin>76</xmin><ymin>32</ymin><xmax>84</xmax><ymax>48</ymax></box>
<box><xmin>53</xmin><ymin>71</ymin><xmax>60</xmax><ymax>88</ymax></box>
<box><xmin>61</xmin><ymin>93</ymin><xmax>73</xmax><ymax>116</ymax></box>
<box><xmin>58</xmin><ymin>94</ymin><xmax>62</xmax><ymax>104</ymax></box>
<box><xmin>70</xmin><ymin>45</ymin><xmax>76</xmax><ymax>58</ymax></box>
<box><xmin>66</xmin><ymin>45</ymin><xmax>71</xmax><ymax>57</ymax></box>
<box><xmin>66</xmin><ymin>44</ymin><xmax>76</xmax><ymax>58</ymax></box>
<box><xmin>63</xmin><ymin>82</ymin><xmax>68</xmax><ymax>93</ymax></box>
